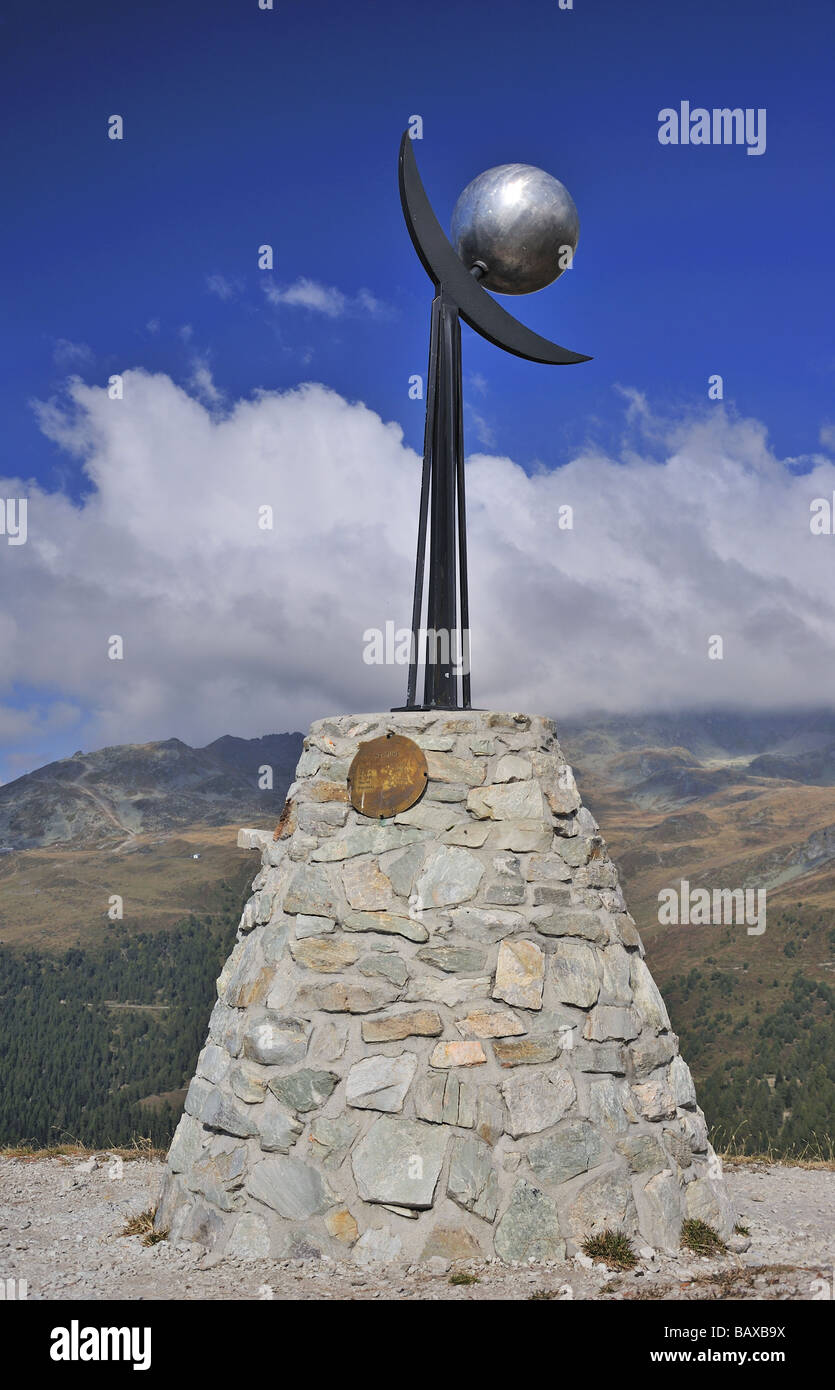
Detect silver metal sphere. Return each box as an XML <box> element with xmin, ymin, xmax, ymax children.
<box><xmin>451</xmin><ymin>163</ymin><xmax>580</xmax><ymax>296</ymax></box>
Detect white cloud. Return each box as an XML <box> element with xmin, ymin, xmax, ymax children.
<box><xmin>3</xmin><ymin>373</ymin><xmax>835</xmax><ymax>763</ymax></box>
<box><xmin>819</xmin><ymin>422</ymin><xmax>835</xmax><ymax>451</ymax></box>
<box><xmin>188</xmin><ymin>356</ymin><xmax>224</xmax><ymax>405</ymax></box>
<box><xmin>261</xmin><ymin>277</ymin><xmax>388</xmax><ymax>319</ymax></box>
<box><xmin>52</xmin><ymin>339</ymin><xmax>93</xmax><ymax>368</ymax></box>
<box><xmin>206</xmin><ymin>274</ymin><xmax>242</xmax><ymax>302</ymax></box>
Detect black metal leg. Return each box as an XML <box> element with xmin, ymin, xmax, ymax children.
<box><xmin>405</xmin><ymin>296</ymin><xmax>439</xmax><ymax>709</ymax></box>
<box><xmin>401</xmin><ymin>290</ymin><xmax>469</xmax><ymax>711</ymax></box>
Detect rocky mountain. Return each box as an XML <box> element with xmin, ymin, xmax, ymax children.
<box><xmin>0</xmin><ymin>733</ymin><xmax>304</xmax><ymax>851</ymax></box>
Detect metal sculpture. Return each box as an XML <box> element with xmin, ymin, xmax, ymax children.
<box><xmin>397</xmin><ymin>131</ymin><xmax>591</xmax><ymax>710</ymax></box>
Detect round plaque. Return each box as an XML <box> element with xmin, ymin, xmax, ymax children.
<box><xmin>347</xmin><ymin>733</ymin><xmax>428</xmax><ymax>819</ymax></box>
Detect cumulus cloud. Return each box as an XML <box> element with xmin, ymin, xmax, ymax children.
<box><xmin>2</xmin><ymin>372</ymin><xmax>835</xmax><ymax>768</ymax></box>
<box><xmin>261</xmin><ymin>277</ymin><xmax>388</xmax><ymax>319</ymax></box>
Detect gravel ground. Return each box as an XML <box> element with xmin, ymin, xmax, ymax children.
<box><xmin>0</xmin><ymin>1157</ymin><xmax>832</xmax><ymax>1301</ymax></box>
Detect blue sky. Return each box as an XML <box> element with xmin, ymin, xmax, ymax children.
<box><xmin>2</xmin><ymin>0</ymin><xmax>835</xmax><ymax>782</ymax></box>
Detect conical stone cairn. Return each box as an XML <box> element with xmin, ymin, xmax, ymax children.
<box><xmin>156</xmin><ymin>710</ymin><xmax>735</xmax><ymax>1265</ymax></box>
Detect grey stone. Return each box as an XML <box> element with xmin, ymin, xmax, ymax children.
<box><xmin>631</xmin><ymin>956</ymin><xmax>671</xmax><ymax>1033</ymax></box>
<box><xmin>424</xmin><ymin>750</ymin><xmax>485</xmax><ymax>786</ymax></box>
<box><xmin>583</xmin><ymin>1006</ymin><xmax>640</xmax><ymax>1042</ymax></box>
<box><xmin>489</xmin><ymin>821</ymin><xmax>552</xmax><ymax>852</ymax></box>
<box><xmin>416</xmin><ymin>943</ymin><xmax>487</xmax><ymax>974</ymax></box>
<box><xmin>483</xmin><ymin>852</ymin><xmax>525</xmax><ymax>905</ymax></box>
<box><xmin>312</xmin><ymin>826</ymin><xmax>425</xmax><ymax>862</ymax></box>
<box><xmin>426</xmin><ymin>783</ymin><xmax>469</xmax><ymax>802</ymax></box>
<box><xmin>351</xmin><ymin>1116</ymin><xmax>450</xmax><ymax>1208</ymax></box>
<box><xmin>207</xmin><ymin>1001</ymin><xmax>245</xmax><ymax>1057</ymax></box>
<box><xmin>563</xmin><ymin>1168</ymin><xmax>638</xmax><ymax>1244</ymax></box>
<box><xmin>269</xmin><ymin>1068</ymin><xmax>340</xmax><ymax>1113</ymax></box>
<box><xmin>494</xmin><ymin>753</ymin><xmax>531</xmax><ymax>782</ymax></box>
<box><xmin>527</xmin><ymin>1120</ymin><xmax>606</xmax><ymax>1186</ymax></box>
<box><xmin>294</xmin><ymin>979</ymin><xmax>400</xmax><ymax>1013</ymax></box>
<box><xmin>346</xmin><ymin>1052</ymin><xmax>418</xmax><ymax>1112</ymax></box>
<box><xmin>167</xmin><ymin>1113</ymin><xmax>207</xmax><ymax>1173</ymax></box>
<box><xmin>584</xmin><ymin>1077</ymin><xmax>634</xmax><ymax>1133</ymax></box>
<box><xmin>526</xmin><ymin>853</ymin><xmax>572</xmax><ymax>883</ymax></box>
<box><xmin>258</xmin><ymin>1097</ymin><xmax>304</xmax><ymax>1153</ymax></box>
<box><xmin>381</xmin><ymin>842</ymin><xmax>426</xmax><ymax>897</ymax></box>
<box><xmin>447</xmin><ymin>1135</ymin><xmax>499</xmax><ymax>1221</ymax></box>
<box><xmin>636</xmin><ymin>1173</ymin><xmax>680</xmax><ymax>1251</ymax></box>
<box><xmin>493</xmin><ymin>1035</ymin><xmax>562</xmax><ymax>1066</ymax></box>
<box><xmin>684</xmin><ymin>1171</ymin><xmax>735</xmax><ymax>1239</ymax></box>
<box><xmin>341</xmin><ymin>856</ymin><xmax>394</xmax><ymax>911</ymax></box>
<box><xmin>615</xmin><ymin>1133</ymin><xmax>669</xmax><ymax>1173</ymax></box>
<box><xmin>442</xmin><ymin>823</ymin><xmax>491</xmax><ymax>847</ymax></box>
<box><xmin>532</xmin><ymin>906</ymin><xmax>608</xmax><ymax>944</ymax></box>
<box><xmin>451</xmin><ymin>907</ymin><xmax>525</xmax><ymax>942</ymax></box>
<box><xmin>295</xmin><ymin>914</ymin><xmax>336</xmax><ymax>938</ymax></box>
<box><xmin>357</xmin><ymin>952</ymin><xmax>408</xmax><ymax>986</ymax></box>
<box><xmin>309</xmin><ymin>1019</ymin><xmax>349</xmax><ymax>1062</ymax></box>
<box><xmin>200</xmin><ymin>1089</ymin><xmax>260</xmax><ymax>1138</ymax></box>
<box><xmin>550</xmin><ymin>940</ymin><xmax>602</xmax><ymax>1008</ymax></box>
<box><xmin>229</xmin><ymin>1060</ymin><xmax>269</xmax><ymax>1103</ymax></box>
<box><xmin>633</xmin><ymin>1075</ymin><xmax>677</xmax><ymax>1121</ymax></box>
<box><xmin>187</xmin><ymin>1142</ymin><xmax>247</xmax><ymax>1210</ymax></box>
<box><xmin>467</xmin><ymin>782</ymin><xmax>548</xmax><ymax>821</ymax></box>
<box><xmin>632</xmin><ymin>1033</ymin><xmax>677</xmax><ymax>1079</ymax></box>
<box><xmin>414</xmin><ymin>846</ymin><xmax>484</xmax><ymax>908</ymax></box>
<box><xmin>670</xmin><ymin>1055</ymin><xmax>697</xmax><ymax>1108</ymax></box>
<box><xmin>493</xmin><ymin>938</ymin><xmax>545</xmax><ymax>1010</ymax></box>
<box><xmin>395</xmin><ymin>802</ymin><xmax>460</xmax><ymax>831</ymax></box>
<box><xmin>308</xmin><ymin>1114</ymin><xmax>359</xmax><ymax>1169</ymax></box>
<box><xmin>243</xmin><ymin>1014</ymin><xmax>310</xmax><ymax>1066</ymax></box>
<box><xmin>225</xmin><ymin>1213</ymin><xmax>271</xmax><ymax>1261</ymax></box>
<box><xmin>246</xmin><ymin>1155</ymin><xmax>335</xmax><ymax>1220</ymax></box>
<box><xmin>494</xmin><ymin>1180</ymin><xmax>565</xmax><ymax>1262</ymax></box>
<box><xmin>184</xmin><ymin>1076</ymin><xmax>212</xmax><ymax>1120</ymax></box>
<box><xmin>475</xmin><ymin>1087</ymin><xmax>506</xmax><ymax>1144</ymax></box>
<box><xmin>500</xmin><ymin>1070</ymin><xmax>575</xmax><ymax>1138</ymax></box>
<box><xmin>572</xmin><ymin>1042</ymin><xmax>627</xmax><ymax>1074</ymax></box>
<box><xmin>176</xmin><ymin>1199</ymin><xmax>225</xmax><ymax>1250</ymax></box>
<box><xmin>404</xmin><ymin>974</ymin><xmax>492</xmax><ymax>1007</ymax></box>
<box><xmin>353</xmin><ymin>1227</ymin><xmax>403</xmax><ymax>1266</ymax></box>
<box><xmin>413</xmin><ymin>1072</ymin><xmax>447</xmax><ymax>1124</ymax></box>
<box><xmin>197</xmin><ymin>1042</ymin><xmax>232</xmax><ymax>1085</ymax></box>
<box><xmin>342</xmin><ymin>910</ymin><xmax>429</xmax><ymax>944</ymax></box>
<box><xmin>283</xmin><ymin>864</ymin><xmax>341</xmax><ymax>916</ymax></box>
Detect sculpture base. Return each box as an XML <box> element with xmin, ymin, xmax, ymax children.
<box><xmin>156</xmin><ymin>710</ymin><xmax>734</xmax><ymax>1266</ymax></box>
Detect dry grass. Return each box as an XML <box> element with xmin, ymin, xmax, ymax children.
<box><xmin>0</xmin><ymin>1135</ymin><xmax>165</xmax><ymax>1162</ymax></box>
<box><xmin>718</xmin><ymin>1135</ymin><xmax>835</xmax><ymax>1171</ymax></box>
<box><xmin>120</xmin><ymin>1208</ymin><xmax>167</xmax><ymax>1246</ymax></box>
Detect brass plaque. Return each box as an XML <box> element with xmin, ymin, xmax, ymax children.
<box><xmin>348</xmin><ymin>733</ymin><xmax>428</xmax><ymax>819</ymax></box>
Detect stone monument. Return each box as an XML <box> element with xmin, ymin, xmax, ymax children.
<box><xmin>155</xmin><ymin>136</ymin><xmax>734</xmax><ymax>1265</ymax></box>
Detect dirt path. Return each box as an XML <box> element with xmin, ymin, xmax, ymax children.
<box><xmin>0</xmin><ymin>1157</ymin><xmax>832</xmax><ymax>1301</ymax></box>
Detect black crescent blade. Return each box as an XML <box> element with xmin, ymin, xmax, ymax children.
<box><xmin>398</xmin><ymin>131</ymin><xmax>591</xmax><ymax>366</ymax></box>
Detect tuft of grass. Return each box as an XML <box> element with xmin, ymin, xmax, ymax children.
<box><xmin>681</xmin><ymin>1218</ymin><xmax>727</xmax><ymax>1256</ymax></box>
<box><xmin>581</xmin><ymin>1230</ymin><xmax>637</xmax><ymax>1270</ymax></box>
<box><xmin>733</xmin><ymin>1223</ymin><xmax>750</xmax><ymax>1236</ymax></box>
<box><xmin>120</xmin><ymin>1208</ymin><xmax>167</xmax><ymax>1246</ymax></box>
<box><xmin>449</xmin><ymin>1271</ymin><xmax>479</xmax><ymax>1286</ymax></box>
